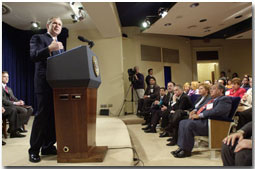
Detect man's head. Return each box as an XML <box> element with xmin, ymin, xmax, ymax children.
<box><xmin>160</xmin><ymin>87</ymin><xmax>165</xmax><ymax>96</ymax></box>
<box><xmin>46</xmin><ymin>17</ymin><xmax>62</xmax><ymax>37</ymax></box>
<box><xmin>167</xmin><ymin>82</ymin><xmax>175</xmax><ymax>93</ymax></box>
<box><xmin>218</xmin><ymin>79</ymin><xmax>226</xmax><ymax>86</ymax></box>
<box><xmin>210</xmin><ymin>83</ymin><xmax>225</xmax><ymax>98</ymax></box>
<box><xmin>2</xmin><ymin>71</ymin><xmax>9</xmax><ymax>84</ymax></box>
<box><xmin>134</xmin><ymin>66</ymin><xmax>139</xmax><ymax>73</ymax></box>
<box><xmin>148</xmin><ymin>68</ymin><xmax>153</xmax><ymax>75</ymax></box>
<box><xmin>173</xmin><ymin>84</ymin><xmax>183</xmax><ymax>97</ymax></box>
<box><xmin>204</xmin><ymin>80</ymin><xmax>212</xmax><ymax>86</ymax></box>
<box><xmin>198</xmin><ymin>83</ymin><xmax>210</xmax><ymax>96</ymax></box>
<box><xmin>220</xmin><ymin>71</ymin><xmax>226</xmax><ymax>77</ymax></box>
<box><xmin>149</xmin><ymin>77</ymin><xmax>156</xmax><ymax>86</ymax></box>
<box><xmin>242</xmin><ymin>77</ymin><xmax>249</xmax><ymax>85</ymax></box>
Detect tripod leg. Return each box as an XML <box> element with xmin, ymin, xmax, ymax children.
<box><xmin>117</xmin><ymin>84</ymin><xmax>132</xmax><ymax>117</ymax></box>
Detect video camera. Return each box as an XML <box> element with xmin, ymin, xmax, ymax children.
<box><xmin>128</xmin><ymin>68</ymin><xmax>136</xmax><ymax>83</ymax></box>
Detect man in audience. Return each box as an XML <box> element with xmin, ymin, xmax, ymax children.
<box><xmin>2</xmin><ymin>71</ymin><xmax>33</xmax><ymax>133</ymax></box>
<box><xmin>240</xmin><ymin>77</ymin><xmax>250</xmax><ymax>91</ymax></box>
<box><xmin>219</xmin><ymin>71</ymin><xmax>227</xmax><ymax>81</ymax></box>
<box><xmin>138</xmin><ymin>77</ymin><xmax>160</xmax><ymax>123</ymax></box>
<box><xmin>221</xmin><ymin>121</ymin><xmax>252</xmax><ymax>166</ymax></box>
<box><xmin>145</xmin><ymin>68</ymin><xmax>154</xmax><ymax>87</ymax></box>
<box><xmin>164</xmin><ymin>84</ymin><xmax>193</xmax><ymax>146</ymax></box>
<box><xmin>171</xmin><ymin>83</ymin><xmax>232</xmax><ymax>158</ymax></box>
<box><xmin>2</xmin><ymin>105</ymin><xmax>25</xmax><ymax>138</ymax></box>
<box><xmin>132</xmin><ymin>66</ymin><xmax>145</xmax><ymax>116</ymax></box>
<box><xmin>29</xmin><ymin>17</ymin><xmax>64</xmax><ymax>163</ymax></box>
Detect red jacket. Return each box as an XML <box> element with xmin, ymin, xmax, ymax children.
<box><xmin>226</xmin><ymin>87</ymin><xmax>246</xmax><ymax>98</ymax></box>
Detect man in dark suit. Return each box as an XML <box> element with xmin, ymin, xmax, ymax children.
<box><xmin>2</xmin><ymin>71</ymin><xmax>33</xmax><ymax>137</ymax></box>
<box><xmin>28</xmin><ymin>17</ymin><xmax>64</xmax><ymax>163</ymax></box>
<box><xmin>221</xmin><ymin>121</ymin><xmax>252</xmax><ymax>166</ymax></box>
<box><xmin>164</xmin><ymin>84</ymin><xmax>193</xmax><ymax>145</ymax></box>
<box><xmin>138</xmin><ymin>77</ymin><xmax>160</xmax><ymax>122</ymax></box>
<box><xmin>143</xmin><ymin>81</ymin><xmax>175</xmax><ymax>133</ymax></box>
<box><xmin>145</xmin><ymin>68</ymin><xmax>154</xmax><ymax>87</ymax></box>
<box><xmin>171</xmin><ymin>83</ymin><xmax>232</xmax><ymax>158</ymax></box>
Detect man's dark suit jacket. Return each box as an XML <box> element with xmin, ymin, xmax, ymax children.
<box><xmin>201</xmin><ymin>95</ymin><xmax>232</xmax><ymax>119</ymax></box>
<box><xmin>171</xmin><ymin>93</ymin><xmax>193</xmax><ymax>111</ymax></box>
<box><xmin>240</xmin><ymin>121</ymin><xmax>252</xmax><ymax>139</ymax></box>
<box><xmin>2</xmin><ymin>86</ymin><xmax>19</xmax><ymax>106</ymax></box>
<box><xmin>30</xmin><ymin>33</ymin><xmax>64</xmax><ymax>93</ymax></box>
<box><xmin>192</xmin><ymin>95</ymin><xmax>211</xmax><ymax>111</ymax></box>
<box><xmin>144</xmin><ymin>84</ymin><xmax>160</xmax><ymax>100</ymax></box>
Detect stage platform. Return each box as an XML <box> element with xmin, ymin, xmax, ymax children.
<box><xmin>2</xmin><ymin>116</ymin><xmax>133</xmax><ymax>166</ymax></box>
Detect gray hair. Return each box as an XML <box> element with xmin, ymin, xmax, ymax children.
<box><xmin>47</xmin><ymin>17</ymin><xmax>62</xmax><ymax>25</ymax></box>
<box><xmin>215</xmin><ymin>83</ymin><xmax>225</xmax><ymax>95</ymax></box>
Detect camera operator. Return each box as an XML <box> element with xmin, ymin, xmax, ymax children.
<box><xmin>132</xmin><ymin>66</ymin><xmax>145</xmax><ymax>99</ymax></box>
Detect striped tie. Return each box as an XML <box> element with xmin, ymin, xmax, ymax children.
<box><xmin>196</xmin><ymin>99</ymin><xmax>215</xmax><ymax>115</ymax></box>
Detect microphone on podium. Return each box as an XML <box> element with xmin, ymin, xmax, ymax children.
<box><xmin>77</xmin><ymin>35</ymin><xmax>95</xmax><ymax>48</ymax></box>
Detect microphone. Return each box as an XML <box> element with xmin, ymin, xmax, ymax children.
<box><xmin>77</xmin><ymin>35</ymin><xmax>94</xmax><ymax>48</ymax></box>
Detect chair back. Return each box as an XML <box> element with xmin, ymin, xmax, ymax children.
<box><xmin>228</xmin><ymin>96</ymin><xmax>241</xmax><ymax>120</ymax></box>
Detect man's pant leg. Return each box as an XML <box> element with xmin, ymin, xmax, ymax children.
<box><xmin>15</xmin><ymin>106</ymin><xmax>33</xmax><ymax>126</ymax></box>
<box><xmin>29</xmin><ymin>92</ymin><xmax>56</xmax><ymax>154</ymax></box>
<box><xmin>3</xmin><ymin>106</ymin><xmax>21</xmax><ymax>132</ymax></box>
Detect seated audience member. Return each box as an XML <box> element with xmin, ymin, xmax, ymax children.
<box><xmin>2</xmin><ymin>71</ymin><xmax>33</xmax><ymax>132</ymax></box>
<box><xmin>204</xmin><ymin>80</ymin><xmax>212</xmax><ymax>86</ymax></box>
<box><xmin>163</xmin><ymin>84</ymin><xmax>193</xmax><ymax>145</ymax></box>
<box><xmin>2</xmin><ymin>105</ymin><xmax>25</xmax><ymax>138</ymax></box>
<box><xmin>2</xmin><ymin>107</ymin><xmax>6</xmax><ymax>145</ymax></box>
<box><xmin>236</xmin><ymin>77</ymin><xmax>252</xmax><ymax>130</ymax></box>
<box><xmin>145</xmin><ymin>68</ymin><xmax>154</xmax><ymax>88</ymax></box>
<box><xmin>219</xmin><ymin>71</ymin><xmax>227</xmax><ymax>81</ymax></box>
<box><xmin>240</xmin><ymin>77</ymin><xmax>250</xmax><ymax>91</ymax></box>
<box><xmin>232</xmin><ymin>72</ymin><xmax>238</xmax><ymax>79</ymax></box>
<box><xmin>142</xmin><ymin>87</ymin><xmax>166</xmax><ymax>127</ymax></box>
<box><xmin>171</xmin><ymin>83</ymin><xmax>232</xmax><ymax>158</ymax></box>
<box><xmin>225</xmin><ymin>78</ymin><xmax>246</xmax><ymax>98</ymax></box>
<box><xmin>221</xmin><ymin>121</ymin><xmax>252</xmax><ymax>166</ymax></box>
<box><xmin>138</xmin><ymin>77</ymin><xmax>160</xmax><ymax>121</ymax></box>
<box><xmin>187</xmin><ymin>81</ymin><xmax>199</xmax><ymax>96</ymax></box>
<box><xmin>218</xmin><ymin>79</ymin><xmax>226</xmax><ymax>86</ymax></box>
<box><xmin>183</xmin><ymin>82</ymin><xmax>190</xmax><ymax>94</ymax></box>
<box><xmin>225</xmin><ymin>79</ymin><xmax>232</xmax><ymax>90</ymax></box>
<box><xmin>143</xmin><ymin>82</ymin><xmax>175</xmax><ymax>133</ymax></box>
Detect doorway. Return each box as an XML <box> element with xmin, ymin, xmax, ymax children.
<box><xmin>197</xmin><ymin>61</ymin><xmax>219</xmax><ymax>84</ymax></box>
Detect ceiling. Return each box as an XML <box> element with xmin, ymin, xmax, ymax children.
<box><xmin>2</xmin><ymin>2</ymin><xmax>252</xmax><ymax>39</ymax></box>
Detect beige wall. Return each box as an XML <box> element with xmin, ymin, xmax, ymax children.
<box><xmin>197</xmin><ymin>62</ymin><xmax>219</xmax><ymax>82</ymax></box>
<box><xmin>67</xmin><ymin>29</ymin><xmax>124</xmax><ymax>116</ymax></box>
<box><xmin>191</xmin><ymin>39</ymin><xmax>252</xmax><ymax>79</ymax></box>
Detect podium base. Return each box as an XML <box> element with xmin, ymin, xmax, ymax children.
<box><xmin>57</xmin><ymin>146</ymin><xmax>108</xmax><ymax>163</ymax></box>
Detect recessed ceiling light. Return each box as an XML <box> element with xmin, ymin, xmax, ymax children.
<box><xmin>204</xmin><ymin>30</ymin><xmax>211</xmax><ymax>32</ymax></box>
<box><xmin>164</xmin><ymin>23</ymin><xmax>171</xmax><ymax>26</ymax></box>
<box><xmin>187</xmin><ymin>25</ymin><xmax>197</xmax><ymax>29</ymax></box>
<box><xmin>176</xmin><ymin>15</ymin><xmax>183</xmax><ymax>19</ymax></box>
<box><xmin>235</xmin><ymin>15</ymin><xmax>242</xmax><ymax>19</ymax></box>
<box><xmin>190</xmin><ymin>3</ymin><xmax>199</xmax><ymax>8</ymax></box>
<box><xmin>203</xmin><ymin>26</ymin><xmax>211</xmax><ymax>29</ymax></box>
<box><xmin>200</xmin><ymin>19</ymin><xmax>207</xmax><ymax>22</ymax></box>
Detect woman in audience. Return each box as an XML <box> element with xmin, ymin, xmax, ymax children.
<box><xmin>226</xmin><ymin>78</ymin><xmax>246</xmax><ymax>98</ymax></box>
<box><xmin>225</xmin><ymin>79</ymin><xmax>232</xmax><ymax>90</ymax></box>
<box><xmin>187</xmin><ymin>81</ymin><xmax>199</xmax><ymax>96</ymax></box>
<box><xmin>183</xmin><ymin>82</ymin><xmax>190</xmax><ymax>94</ymax></box>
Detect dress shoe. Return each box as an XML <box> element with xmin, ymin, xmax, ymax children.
<box><xmin>141</xmin><ymin>122</ymin><xmax>148</xmax><ymax>126</ymax></box>
<box><xmin>159</xmin><ymin>132</ymin><xmax>169</xmax><ymax>137</ymax></box>
<box><xmin>17</xmin><ymin>128</ymin><xmax>28</xmax><ymax>133</ymax></box>
<box><xmin>167</xmin><ymin>137</ymin><xmax>174</xmax><ymax>142</ymax></box>
<box><xmin>166</xmin><ymin>140</ymin><xmax>177</xmax><ymax>146</ymax></box>
<box><xmin>171</xmin><ymin>147</ymin><xmax>182</xmax><ymax>155</ymax></box>
<box><xmin>142</xmin><ymin>125</ymin><xmax>151</xmax><ymax>130</ymax></box>
<box><xmin>144</xmin><ymin>128</ymin><xmax>156</xmax><ymax>133</ymax></box>
<box><xmin>41</xmin><ymin>148</ymin><xmax>57</xmax><ymax>155</ymax></box>
<box><xmin>174</xmin><ymin>150</ymin><xmax>191</xmax><ymax>158</ymax></box>
<box><xmin>29</xmin><ymin>153</ymin><xmax>41</xmax><ymax>163</ymax></box>
<box><xmin>10</xmin><ymin>131</ymin><xmax>26</xmax><ymax>138</ymax></box>
<box><xmin>2</xmin><ymin>141</ymin><xmax>6</xmax><ymax>145</ymax></box>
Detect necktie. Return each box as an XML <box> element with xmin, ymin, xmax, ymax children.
<box><xmin>196</xmin><ymin>99</ymin><xmax>215</xmax><ymax>115</ymax></box>
<box><xmin>5</xmin><ymin>86</ymin><xmax>8</xmax><ymax>93</ymax></box>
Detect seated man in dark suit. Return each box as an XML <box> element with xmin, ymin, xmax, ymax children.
<box><xmin>171</xmin><ymin>83</ymin><xmax>232</xmax><ymax>158</ymax></box>
<box><xmin>138</xmin><ymin>77</ymin><xmax>160</xmax><ymax>122</ymax></box>
<box><xmin>221</xmin><ymin>121</ymin><xmax>252</xmax><ymax>166</ymax></box>
<box><xmin>143</xmin><ymin>82</ymin><xmax>175</xmax><ymax>133</ymax></box>
<box><xmin>164</xmin><ymin>84</ymin><xmax>193</xmax><ymax>146</ymax></box>
<box><xmin>2</xmin><ymin>105</ymin><xmax>25</xmax><ymax>138</ymax></box>
<box><xmin>2</xmin><ymin>71</ymin><xmax>33</xmax><ymax>133</ymax></box>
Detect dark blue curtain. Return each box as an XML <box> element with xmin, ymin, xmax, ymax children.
<box><xmin>2</xmin><ymin>22</ymin><xmax>68</xmax><ymax>114</ymax></box>
<box><xmin>164</xmin><ymin>66</ymin><xmax>171</xmax><ymax>89</ymax></box>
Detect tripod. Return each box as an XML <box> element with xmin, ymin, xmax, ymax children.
<box><xmin>118</xmin><ymin>83</ymin><xmax>139</xmax><ymax>117</ymax></box>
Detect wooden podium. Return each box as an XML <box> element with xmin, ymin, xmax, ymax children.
<box><xmin>46</xmin><ymin>46</ymin><xmax>107</xmax><ymax>163</ymax></box>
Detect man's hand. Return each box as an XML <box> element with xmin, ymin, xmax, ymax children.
<box><xmin>234</xmin><ymin>139</ymin><xmax>252</xmax><ymax>153</ymax></box>
<box><xmin>48</xmin><ymin>40</ymin><xmax>63</xmax><ymax>52</ymax></box>
<box><xmin>19</xmin><ymin>100</ymin><xmax>25</xmax><ymax>106</ymax></box>
<box><xmin>134</xmin><ymin>74</ymin><xmax>138</xmax><ymax>80</ymax></box>
<box><xmin>2</xmin><ymin>107</ymin><xmax>5</xmax><ymax>113</ymax></box>
<box><xmin>161</xmin><ymin>105</ymin><xmax>167</xmax><ymax>111</ymax></box>
<box><xmin>189</xmin><ymin>110</ymin><xmax>196</xmax><ymax>119</ymax></box>
<box><xmin>144</xmin><ymin>95</ymin><xmax>149</xmax><ymax>99</ymax></box>
<box><xmin>154</xmin><ymin>100</ymin><xmax>160</xmax><ymax>105</ymax></box>
<box><xmin>13</xmin><ymin>100</ymin><xmax>24</xmax><ymax>106</ymax></box>
<box><xmin>172</xmin><ymin>94</ymin><xmax>177</xmax><ymax>103</ymax></box>
<box><xmin>223</xmin><ymin>132</ymin><xmax>244</xmax><ymax>146</ymax></box>
<box><xmin>170</xmin><ymin>110</ymin><xmax>175</xmax><ymax>114</ymax></box>
<box><xmin>191</xmin><ymin>114</ymin><xmax>199</xmax><ymax>120</ymax></box>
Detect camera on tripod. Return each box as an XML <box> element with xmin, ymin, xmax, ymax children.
<box><xmin>128</xmin><ymin>68</ymin><xmax>136</xmax><ymax>83</ymax></box>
